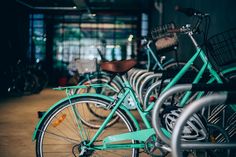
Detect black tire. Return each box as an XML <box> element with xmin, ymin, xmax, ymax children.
<box><xmin>36</xmin><ymin>96</ymin><xmax>139</xmax><ymax>157</ymax></box>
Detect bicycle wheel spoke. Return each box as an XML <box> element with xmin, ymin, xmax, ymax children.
<box><xmin>52</xmin><ymin>114</ymin><xmax>80</xmax><ymax>140</ymax></box>
<box><xmin>38</xmin><ymin>129</ymin><xmax>79</xmax><ymax>144</ymax></box>
<box><xmin>67</xmin><ymin>107</ymin><xmax>85</xmax><ymax>138</ymax></box>
<box><xmin>36</xmin><ymin>97</ymin><xmax>139</xmax><ymax>157</ymax></box>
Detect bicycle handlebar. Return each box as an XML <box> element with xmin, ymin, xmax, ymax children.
<box><xmin>166</xmin><ymin>6</ymin><xmax>210</xmax><ymax>35</ymax></box>
<box><xmin>175</xmin><ymin>6</ymin><xmax>201</xmax><ymax>17</ymax></box>
<box><xmin>175</xmin><ymin>5</ymin><xmax>209</xmax><ymax>18</ymax></box>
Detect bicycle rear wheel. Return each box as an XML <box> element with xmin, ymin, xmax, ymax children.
<box><xmin>74</xmin><ymin>76</ymin><xmax>121</xmax><ymax>128</ymax></box>
<box><xmin>36</xmin><ymin>96</ymin><xmax>139</xmax><ymax>157</ymax></box>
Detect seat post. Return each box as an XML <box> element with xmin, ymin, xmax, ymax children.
<box><xmin>121</xmin><ymin>74</ymin><xmax>129</xmax><ymax>85</ymax></box>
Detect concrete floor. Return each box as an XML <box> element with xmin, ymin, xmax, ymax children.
<box><xmin>0</xmin><ymin>88</ymin><xmax>158</xmax><ymax>157</ymax></box>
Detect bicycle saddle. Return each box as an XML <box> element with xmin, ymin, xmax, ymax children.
<box><xmin>100</xmin><ymin>59</ymin><xmax>137</xmax><ymax>74</ymax></box>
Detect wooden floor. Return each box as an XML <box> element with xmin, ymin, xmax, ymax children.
<box><xmin>0</xmin><ymin>88</ymin><xmax>158</xmax><ymax>157</ymax></box>
<box><xmin>0</xmin><ymin>89</ymin><xmax>66</xmax><ymax>157</ymax></box>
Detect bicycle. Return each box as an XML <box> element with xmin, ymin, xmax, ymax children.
<box><xmin>32</xmin><ymin>57</ymin><xmax>214</xmax><ymax>157</ymax></box>
<box><xmin>142</xmin><ymin>7</ymin><xmax>236</xmax><ymax>112</ymax></box>
<box><xmin>32</xmin><ymin>6</ymin><xmax>236</xmax><ymax>157</ymax></box>
<box><xmin>33</xmin><ymin>59</ymin><xmax>171</xmax><ymax>157</ymax></box>
<box><xmin>66</xmin><ymin>34</ymin><xmax>198</xmax><ymax>128</ymax></box>
<box><xmin>128</xmin><ymin>26</ymin><xmax>199</xmax><ymax>103</ymax></box>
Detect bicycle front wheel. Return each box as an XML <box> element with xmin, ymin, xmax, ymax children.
<box><xmin>36</xmin><ymin>96</ymin><xmax>139</xmax><ymax>157</ymax></box>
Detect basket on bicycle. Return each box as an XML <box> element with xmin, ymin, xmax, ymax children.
<box><xmin>206</xmin><ymin>27</ymin><xmax>236</xmax><ymax>67</ymax></box>
<box><xmin>151</xmin><ymin>22</ymin><xmax>178</xmax><ymax>52</ymax></box>
<box><xmin>75</xmin><ymin>58</ymin><xmax>97</xmax><ymax>74</ymax></box>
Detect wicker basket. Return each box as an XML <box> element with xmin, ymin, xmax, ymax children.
<box><xmin>206</xmin><ymin>27</ymin><xmax>236</xmax><ymax>67</ymax></box>
<box><xmin>151</xmin><ymin>23</ymin><xmax>178</xmax><ymax>51</ymax></box>
<box><xmin>75</xmin><ymin>59</ymin><xmax>97</xmax><ymax>74</ymax></box>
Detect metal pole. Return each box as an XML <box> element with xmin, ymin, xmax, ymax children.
<box><xmin>171</xmin><ymin>94</ymin><xmax>228</xmax><ymax>157</ymax></box>
<box><xmin>152</xmin><ymin>84</ymin><xmax>192</xmax><ymax>145</ymax></box>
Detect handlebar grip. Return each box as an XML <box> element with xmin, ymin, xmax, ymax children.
<box><xmin>175</xmin><ymin>5</ymin><xmax>201</xmax><ymax>17</ymax></box>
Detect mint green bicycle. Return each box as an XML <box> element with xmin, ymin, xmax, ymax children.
<box><xmin>33</xmin><ymin>59</ymin><xmax>166</xmax><ymax>157</ymax></box>
<box><xmin>32</xmin><ymin>7</ymin><xmax>236</xmax><ymax>157</ymax></box>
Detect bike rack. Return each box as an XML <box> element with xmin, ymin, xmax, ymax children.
<box><xmin>139</xmin><ymin>73</ymin><xmax>163</xmax><ymax>104</ymax></box>
<box><xmin>171</xmin><ymin>92</ymin><xmax>236</xmax><ymax>157</ymax></box>
<box><xmin>152</xmin><ymin>83</ymin><xmax>236</xmax><ymax>157</ymax></box>
<box><xmin>152</xmin><ymin>84</ymin><xmax>192</xmax><ymax>145</ymax></box>
<box><xmin>135</xmin><ymin>71</ymin><xmax>154</xmax><ymax>95</ymax></box>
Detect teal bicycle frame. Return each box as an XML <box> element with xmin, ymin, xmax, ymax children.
<box><xmin>146</xmin><ymin>32</ymin><xmax>236</xmax><ymax>111</ymax></box>
<box><xmin>74</xmin><ymin>75</ymin><xmax>171</xmax><ymax>151</ymax></box>
<box><xmin>32</xmin><ymin>27</ymin><xmax>236</xmax><ymax>154</ymax></box>
<box><xmin>146</xmin><ymin>40</ymin><xmax>176</xmax><ymax>71</ymax></box>
<box><xmin>32</xmin><ymin>78</ymin><xmax>169</xmax><ymax>150</ymax></box>
<box><xmin>83</xmin><ymin>33</ymin><xmax>236</xmax><ymax>150</ymax></box>
<box><xmin>146</xmin><ymin>41</ymin><xmax>164</xmax><ymax>71</ymax></box>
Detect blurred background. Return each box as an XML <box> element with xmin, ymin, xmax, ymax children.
<box><xmin>0</xmin><ymin>0</ymin><xmax>236</xmax><ymax>97</ymax></box>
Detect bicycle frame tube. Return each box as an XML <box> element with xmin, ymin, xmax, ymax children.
<box><xmin>195</xmin><ymin>66</ymin><xmax>236</xmax><ymax>111</ymax></box>
<box><xmin>93</xmin><ymin>143</ymin><xmax>146</xmax><ymax>150</ymax></box>
<box><xmin>162</xmin><ymin>47</ymin><xmax>201</xmax><ymax>93</ymax></box>
<box><xmin>161</xmin><ymin>46</ymin><xmax>224</xmax><ymax>107</ymax></box>
<box><xmin>146</xmin><ymin>42</ymin><xmax>164</xmax><ymax>70</ymax></box>
<box><xmin>90</xmin><ymin>77</ymin><xmax>173</xmax><ymax>148</ymax></box>
<box><xmin>191</xmin><ymin>49</ymin><xmax>224</xmax><ymax>100</ymax></box>
<box><xmin>179</xmin><ymin>62</ymin><xmax>208</xmax><ymax>106</ymax></box>
<box><xmin>179</xmin><ymin>48</ymin><xmax>225</xmax><ymax>106</ymax></box>
<box><xmin>87</xmin><ymin>78</ymin><xmax>154</xmax><ymax>147</ymax></box>
<box><xmin>199</xmin><ymin>50</ymin><xmax>222</xmax><ymax>83</ymax></box>
<box><xmin>147</xmin><ymin>47</ymin><xmax>151</xmax><ymax>70</ymax></box>
<box><xmin>179</xmin><ymin>46</ymin><xmax>236</xmax><ymax>108</ymax></box>
<box><xmin>123</xmin><ymin>77</ymin><xmax>152</xmax><ymax>128</ymax></box>
<box><xmin>87</xmin><ymin>89</ymin><xmax>131</xmax><ymax>146</ymax></box>
<box><xmin>54</xmin><ymin>83</ymin><xmax>118</xmax><ymax>93</ymax></box>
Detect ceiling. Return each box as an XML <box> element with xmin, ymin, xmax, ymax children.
<box><xmin>16</xmin><ymin>0</ymin><xmax>153</xmax><ymax>14</ymax></box>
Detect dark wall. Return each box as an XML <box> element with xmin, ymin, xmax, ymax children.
<box><xmin>150</xmin><ymin>0</ymin><xmax>236</xmax><ymax>61</ymax></box>
<box><xmin>0</xmin><ymin>0</ymin><xmax>29</xmax><ymax>70</ymax></box>
<box><xmin>162</xmin><ymin>0</ymin><xmax>236</xmax><ymax>33</ymax></box>
<box><xmin>0</xmin><ymin>1</ymin><xmax>30</xmax><ymax>96</ymax></box>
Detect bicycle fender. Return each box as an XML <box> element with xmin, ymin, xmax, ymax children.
<box><xmin>119</xmin><ymin>105</ymin><xmax>141</xmax><ymax>131</ymax></box>
<box><xmin>32</xmin><ymin>93</ymin><xmax>113</xmax><ymax>141</ymax></box>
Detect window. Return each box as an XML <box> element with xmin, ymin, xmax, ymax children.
<box><xmin>28</xmin><ymin>13</ymin><xmax>140</xmax><ymax>77</ymax></box>
<box><xmin>52</xmin><ymin>14</ymin><xmax>138</xmax><ymax>71</ymax></box>
<box><xmin>29</xmin><ymin>14</ymin><xmax>46</xmax><ymax>62</ymax></box>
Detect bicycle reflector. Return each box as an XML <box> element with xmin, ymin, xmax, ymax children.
<box><xmin>149</xmin><ymin>96</ymin><xmax>157</xmax><ymax>102</ymax></box>
<box><xmin>52</xmin><ymin>114</ymin><xmax>67</xmax><ymax>127</ymax></box>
